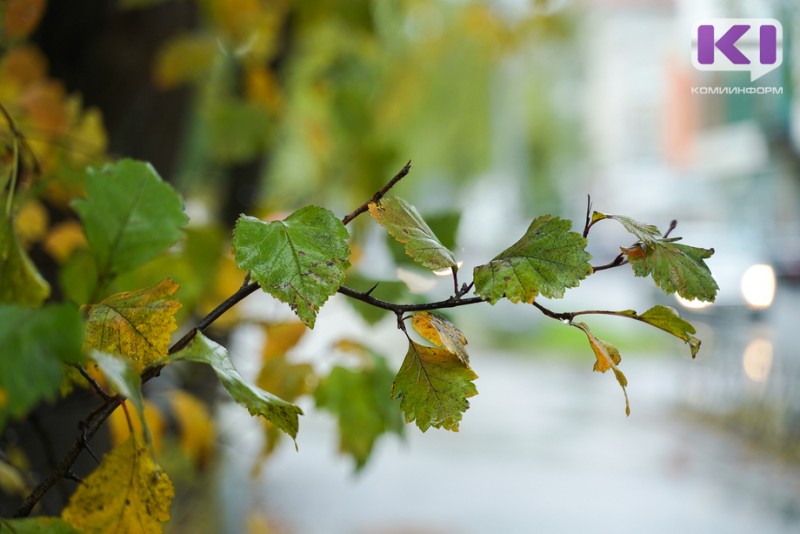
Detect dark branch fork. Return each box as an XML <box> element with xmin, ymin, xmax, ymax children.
<box><xmin>16</xmin><ymin>161</ymin><xmax>632</xmax><ymax>517</ymax></box>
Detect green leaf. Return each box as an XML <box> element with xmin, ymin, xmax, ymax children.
<box><xmin>572</xmin><ymin>322</ymin><xmax>630</xmax><ymax>416</ymax></box>
<box><xmin>473</xmin><ymin>215</ymin><xmax>592</xmax><ymax>304</ymax></box>
<box><xmin>315</xmin><ymin>352</ymin><xmax>403</xmax><ymax>469</ymax></box>
<box><xmin>73</xmin><ymin>159</ymin><xmax>188</xmax><ymax>283</ymax></box>
<box><xmin>170</xmin><ymin>332</ymin><xmax>302</xmax><ymax>441</ymax></box>
<box><xmin>592</xmin><ymin>211</ymin><xmax>660</xmax><ymax>243</ymax></box>
<box><xmin>0</xmin><ymin>218</ymin><xmax>50</xmax><ymax>306</ymax></box>
<box><xmin>391</xmin><ymin>340</ymin><xmax>478</xmax><ymax>432</ymax></box>
<box><xmin>232</xmin><ymin>207</ymin><xmax>350</xmax><ymax>328</ymax></box>
<box><xmin>0</xmin><ymin>518</ymin><xmax>83</xmax><ymax>533</ymax></box>
<box><xmin>0</xmin><ymin>304</ymin><xmax>83</xmax><ymax>429</ymax></box>
<box><xmin>411</xmin><ymin>311</ymin><xmax>469</xmax><ymax>363</ymax></box>
<box><xmin>88</xmin><ymin>351</ymin><xmax>151</xmax><ymax>444</ymax></box>
<box><xmin>597</xmin><ymin>212</ymin><xmax>718</xmax><ymax>302</ymax></box>
<box><xmin>622</xmin><ymin>242</ymin><xmax>718</xmax><ymax>302</ymax></box>
<box><xmin>386</xmin><ymin>210</ymin><xmax>461</xmax><ymax>268</ymax></box>
<box><xmin>368</xmin><ymin>196</ymin><xmax>457</xmax><ymax>271</ymax></box>
<box><xmin>634</xmin><ymin>305</ymin><xmax>701</xmax><ymax>358</ymax></box>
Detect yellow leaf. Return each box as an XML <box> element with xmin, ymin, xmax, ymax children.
<box><xmin>411</xmin><ymin>311</ymin><xmax>469</xmax><ymax>363</ymax></box>
<box><xmin>170</xmin><ymin>390</ymin><xmax>215</xmax><ymax>469</ymax></box>
<box><xmin>3</xmin><ymin>0</ymin><xmax>47</xmax><ymax>40</ymax></box>
<box><xmin>245</xmin><ymin>64</ymin><xmax>282</xmax><ymax>113</ymax></box>
<box><xmin>43</xmin><ymin>220</ymin><xmax>87</xmax><ymax>263</ymax></box>
<box><xmin>14</xmin><ymin>199</ymin><xmax>49</xmax><ymax>245</ymax></box>
<box><xmin>83</xmin><ymin>279</ymin><xmax>181</xmax><ymax>372</ymax></box>
<box><xmin>153</xmin><ymin>34</ymin><xmax>217</xmax><ymax>89</ymax></box>
<box><xmin>62</xmin><ymin>438</ymin><xmax>174</xmax><ymax>534</ymax></box>
<box><xmin>573</xmin><ymin>322</ymin><xmax>630</xmax><ymax>416</ymax></box>
<box><xmin>20</xmin><ymin>80</ymin><xmax>68</xmax><ymax>137</ymax></box>
<box><xmin>108</xmin><ymin>399</ymin><xmax>165</xmax><ymax>453</ymax></box>
<box><xmin>262</xmin><ymin>322</ymin><xmax>307</xmax><ymax>360</ymax></box>
<box><xmin>199</xmin><ymin>256</ymin><xmax>243</xmax><ymax>328</ymax></box>
<box><xmin>69</xmin><ymin>107</ymin><xmax>107</xmax><ymax>165</ymax></box>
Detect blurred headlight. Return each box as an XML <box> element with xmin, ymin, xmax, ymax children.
<box><xmin>742</xmin><ymin>338</ymin><xmax>773</xmax><ymax>383</ymax></box>
<box><xmin>740</xmin><ymin>264</ymin><xmax>776</xmax><ymax>309</ymax></box>
<box><xmin>675</xmin><ymin>295</ymin><xmax>711</xmax><ymax>310</ymax></box>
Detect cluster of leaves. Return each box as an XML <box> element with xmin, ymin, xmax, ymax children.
<box><xmin>1</xmin><ymin>146</ymin><xmax>717</xmax><ymax>531</ymax></box>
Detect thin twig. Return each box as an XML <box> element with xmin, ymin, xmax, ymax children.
<box><xmin>77</xmin><ymin>367</ymin><xmax>112</xmax><ymax>401</ymax></box>
<box><xmin>338</xmin><ymin>285</ymin><xmax>484</xmax><ymax>313</ymax></box>
<box><xmin>340</xmin><ymin>161</ymin><xmax>411</xmax><ymax>225</ymax></box>
<box><xmin>582</xmin><ymin>194</ymin><xmax>593</xmax><ymax>238</ymax></box>
<box><xmin>663</xmin><ymin>219</ymin><xmax>678</xmax><ymax>239</ymax></box>
<box><xmin>591</xmin><ymin>253</ymin><xmax>628</xmax><ymax>272</ymax></box>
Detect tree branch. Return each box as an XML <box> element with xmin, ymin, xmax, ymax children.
<box><xmin>340</xmin><ymin>161</ymin><xmax>411</xmax><ymax>225</ymax></box>
<box><xmin>338</xmin><ymin>285</ymin><xmax>485</xmax><ymax>313</ymax></box>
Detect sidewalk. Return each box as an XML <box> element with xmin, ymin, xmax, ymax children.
<box><xmin>221</xmin><ymin>352</ymin><xmax>800</xmax><ymax>534</ymax></box>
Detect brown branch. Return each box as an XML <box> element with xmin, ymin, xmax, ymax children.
<box><xmin>338</xmin><ymin>285</ymin><xmax>485</xmax><ymax>313</ymax></box>
<box><xmin>591</xmin><ymin>253</ymin><xmax>628</xmax><ymax>272</ymax></box>
<box><xmin>340</xmin><ymin>161</ymin><xmax>411</xmax><ymax>225</ymax></box>
<box><xmin>582</xmin><ymin>194</ymin><xmax>593</xmax><ymax>238</ymax></box>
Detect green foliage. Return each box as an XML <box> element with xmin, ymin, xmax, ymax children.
<box><xmin>233</xmin><ymin>207</ymin><xmax>351</xmax><ymax>328</ymax></box>
<box><xmin>0</xmin><ymin>218</ymin><xmax>49</xmax><ymax>306</ymax></box>
<box><xmin>593</xmin><ymin>211</ymin><xmax>718</xmax><ymax>302</ymax></box>
<box><xmin>619</xmin><ymin>305</ymin><xmax>701</xmax><ymax>358</ymax></box>
<box><xmin>0</xmin><ymin>304</ymin><xmax>83</xmax><ymax>430</ymax></box>
<box><xmin>474</xmin><ymin>215</ymin><xmax>592</xmax><ymax>304</ymax></box>
<box><xmin>315</xmin><ymin>351</ymin><xmax>404</xmax><ymax>469</ymax></box>
<box><xmin>0</xmin><ymin>518</ymin><xmax>83</xmax><ymax>533</ymax></box>
<box><xmin>368</xmin><ymin>196</ymin><xmax>457</xmax><ymax>271</ymax></box>
<box><xmin>169</xmin><ymin>332</ymin><xmax>303</xmax><ymax>441</ymax></box>
<box><xmin>391</xmin><ymin>340</ymin><xmax>478</xmax><ymax>432</ymax></box>
<box><xmin>73</xmin><ymin>160</ymin><xmax>188</xmax><ymax>286</ymax></box>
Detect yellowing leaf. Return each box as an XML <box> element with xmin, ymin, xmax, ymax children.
<box><xmin>169</xmin><ymin>390</ymin><xmax>215</xmax><ymax>469</ymax></box>
<box><xmin>411</xmin><ymin>311</ymin><xmax>469</xmax><ymax>363</ymax></box>
<box><xmin>616</xmin><ymin>305</ymin><xmax>701</xmax><ymax>358</ymax></box>
<box><xmin>62</xmin><ymin>438</ymin><xmax>174</xmax><ymax>534</ymax></box>
<box><xmin>69</xmin><ymin>107</ymin><xmax>107</xmax><ymax>165</ymax></box>
<box><xmin>108</xmin><ymin>399</ymin><xmax>165</xmax><ymax>453</ymax></box>
<box><xmin>573</xmin><ymin>322</ymin><xmax>630</xmax><ymax>416</ymax></box>
<box><xmin>368</xmin><ymin>196</ymin><xmax>457</xmax><ymax>271</ymax></box>
<box><xmin>473</xmin><ymin>215</ymin><xmax>592</xmax><ymax>304</ymax></box>
<box><xmin>43</xmin><ymin>220</ymin><xmax>87</xmax><ymax>263</ymax></box>
<box><xmin>83</xmin><ymin>279</ymin><xmax>181</xmax><ymax>372</ymax></box>
<box><xmin>391</xmin><ymin>340</ymin><xmax>478</xmax><ymax>432</ymax></box>
<box><xmin>0</xmin><ymin>218</ymin><xmax>50</xmax><ymax>306</ymax></box>
<box><xmin>0</xmin><ymin>45</ymin><xmax>47</xmax><ymax>89</ymax></box>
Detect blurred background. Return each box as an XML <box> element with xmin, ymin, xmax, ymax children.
<box><xmin>1</xmin><ymin>0</ymin><xmax>800</xmax><ymax>532</ymax></box>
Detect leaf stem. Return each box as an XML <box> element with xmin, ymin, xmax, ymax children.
<box><xmin>340</xmin><ymin>161</ymin><xmax>412</xmax><ymax>225</ymax></box>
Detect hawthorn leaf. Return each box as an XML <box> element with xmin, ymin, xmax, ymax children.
<box><xmin>592</xmin><ymin>211</ymin><xmax>660</xmax><ymax>243</ymax></box>
<box><xmin>573</xmin><ymin>322</ymin><xmax>630</xmax><ymax>416</ymax></box>
<box><xmin>0</xmin><ymin>304</ymin><xmax>83</xmax><ymax>430</ymax></box>
<box><xmin>0</xmin><ymin>518</ymin><xmax>82</xmax><ymax>533</ymax></box>
<box><xmin>232</xmin><ymin>206</ymin><xmax>350</xmax><ymax>328</ymax></box>
<box><xmin>108</xmin><ymin>399</ymin><xmax>165</xmax><ymax>453</ymax></box>
<box><xmin>368</xmin><ymin>196</ymin><xmax>457</xmax><ymax>271</ymax></box>
<box><xmin>88</xmin><ymin>351</ymin><xmax>152</xmax><ymax>445</ymax></box>
<box><xmin>412</xmin><ymin>311</ymin><xmax>469</xmax><ymax>363</ymax></box>
<box><xmin>633</xmin><ymin>305</ymin><xmax>701</xmax><ymax>358</ymax></box>
<box><xmin>73</xmin><ymin>159</ymin><xmax>188</xmax><ymax>282</ymax></box>
<box><xmin>391</xmin><ymin>340</ymin><xmax>478</xmax><ymax>432</ymax></box>
<box><xmin>315</xmin><ymin>353</ymin><xmax>404</xmax><ymax>469</ymax></box>
<box><xmin>83</xmin><ymin>279</ymin><xmax>181</xmax><ymax>372</ymax></box>
<box><xmin>0</xmin><ymin>218</ymin><xmax>50</xmax><ymax>306</ymax></box>
<box><xmin>62</xmin><ymin>438</ymin><xmax>174</xmax><ymax>534</ymax></box>
<box><xmin>622</xmin><ymin>242</ymin><xmax>718</xmax><ymax>302</ymax></box>
<box><xmin>473</xmin><ymin>215</ymin><xmax>592</xmax><ymax>304</ymax></box>
<box><xmin>170</xmin><ymin>332</ymin><xmax>302</xmax><ymax>441</ymax></box>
